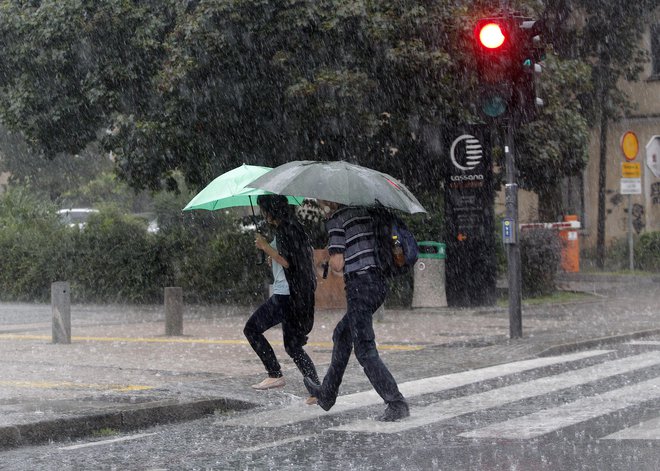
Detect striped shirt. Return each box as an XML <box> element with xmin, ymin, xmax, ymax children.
<box><xmin>326</xmin><ymin>206</ymin><xmax>378</xmax><ymax>274</ymax></box>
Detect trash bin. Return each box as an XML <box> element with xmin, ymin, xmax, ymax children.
<box><xmin>412</xmin><ymin>241</ymin><xmax>447</xmax><ymax>308</ymax></box>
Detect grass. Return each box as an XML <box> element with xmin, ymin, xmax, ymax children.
<box><xmin>92</xmin><ymin>427</ymin><xmax>119</xmax><ymax>437</ymax></box>
<box><xmin>577</xmin><ymin>268</ymin><xmax>656</xmax><ymax>276</ymax></box>
<box><xmin>497</xmin><ymin>290</ymin><xmax>596</xmax><ymax>307</ymax></box>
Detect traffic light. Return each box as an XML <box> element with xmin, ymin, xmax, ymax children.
<box><xmin>473</xmin><ymin>17</ymin><xmax>517</xmax><ymax>119</ymax></box>
<box><xmin>516</xmin><ymin>20</ymin><xmax>545</xmax><ymax>122</ymax></box>
<box><xmin>472</xmin><ymin>15</ymin><xmax>545</xmax><ymax>122</ymax></box>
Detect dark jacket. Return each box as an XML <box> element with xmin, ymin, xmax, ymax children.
<box><xmin>275</xmin><ymin>218</ymin><xmax>316</xmax><ymax>322</ymax></box>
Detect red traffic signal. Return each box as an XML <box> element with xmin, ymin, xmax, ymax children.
<box><xmin>472</xmin><ymin>18</ymin><xmax>518</xmax><ymax>84</ymax></box>
<box><xmin>477</xmin><ymin>22</ymin><xmax>506</xmax><ymax>50</ymax></box>
<box><xmin>471</xmin><ymin>16</ymin><xmax>545</xmax><ymax>121</ymax></box>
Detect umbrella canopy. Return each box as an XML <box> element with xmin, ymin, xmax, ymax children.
<box><xmin>248</xmin><ymin>160</ymin><xmax>426</xmax><ymax>214</ymax></box>
<box><xmin>183</xmin><ymin>164</ymin><xmax>300</xmax><ymax>211</ymax></box>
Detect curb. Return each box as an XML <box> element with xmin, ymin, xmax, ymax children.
<box><xmin>0</xmin><ymin>396</ymin><xmax>256</xmax><ymax>451</ymax></box>
<box><xmin>538</xmin><ymin>328</ymin><xmax>660</xmax><ymax>357</ymax></box>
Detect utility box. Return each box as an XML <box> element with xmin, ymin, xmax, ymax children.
<box><xmin>412</xmin><ymin>242</ymin><xmax>447</xmax><ymax>308</ymax></box>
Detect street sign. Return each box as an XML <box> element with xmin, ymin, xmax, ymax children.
<box><xmin>620</xmin><ymin>178</ymin><xmax>642</xmax><ymax>195</ymax></box>
<box><xmin>646</xmin><ymin>135</ymin><xmax>660</xmax><ymax>178</ymax></box>
<box><xmin>502</xmin><ymin>218</ymin><xmax>516</xmax><ymax>244</ymax></box>
<box><xmin>621</xmin><ymin>162</ymin><xmax>641</xmax><ymax>178</ymax></box>
<box><xmin>621</xmin><ymin>131</ymin><xmax>639</xmax><ymax>161</ymax></box>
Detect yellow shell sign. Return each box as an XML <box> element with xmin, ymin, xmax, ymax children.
<box><xmin>621</xmin><ymin>131</ymin><xmax>639</xmax><ymax>161</ymax></box>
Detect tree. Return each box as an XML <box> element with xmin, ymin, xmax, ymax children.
<box><xmin>0</xmin><ymin>125</ymin><xmax>112</xmax><ymax>201</ymax></box>
<box><xmin>0</xmin><ymin>0</ymin><xmax>603</xmax><ymax>224</ymax></box>
<box><xmin>0</xmin><ymin>1</ymin><xmax>176</xmax><ymax>157</ymax></box>
<box><xmin>515</xmin><ymin>54</ymin><xmax>591</xmax><ymax>220</ymax></box>
<box><xmin>542</xmin><ymin>0</ymin><xmax>657</xmax><ymax>268</ymax></box>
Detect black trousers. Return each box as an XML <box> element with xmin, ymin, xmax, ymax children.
<box><xmin>243</xmin><ymin>294</ymin><xmax>319</xmax><ymax>383</ymax></box>
<box><xmin>320</xmin><ymin>270</ymin><xmax>405</xmax><ymax>405</ymax></box>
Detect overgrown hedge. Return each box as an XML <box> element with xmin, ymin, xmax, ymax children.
<box><xmin>580</xmin><ymin>231</ymin><xmax>660</xmax><ymax>272</ymax></box>
<box><xmin>519</xmin><ymin>227</ymin><xmax>562</xmax><ymax>297</ymax></box>
<box><xmin>635</xmin><ymin>231</ymin><xmax>660</xmax><ymax>272</ymax></box>
<box><xmin>0</xmin><ymin>187</ymin><xmax>269</xmax><ymax>304</ymax></box>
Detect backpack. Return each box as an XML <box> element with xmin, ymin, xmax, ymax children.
<box><xmin>369</xmin><ymin>207</ymin><xmax>419</xmax><ymax>277</ymax></box>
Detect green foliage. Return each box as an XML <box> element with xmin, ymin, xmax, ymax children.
<box><xmin>516</xmin><ymin>54</ymin><xmax>591</xmax><ymax>198</ymax></box>
<box><xmin>635</xmin><ymin>232</ymin><xmax>660</xmax><ymax>273</ymax></box>
<box><xmin>0</xmin><ymin>187</ymin><xmax>71</xmax><ymax>301</ymax></box>
<box><xmin>0</xmin><ymin>126</ymin><xmax>114</xmax><ymax>201</ymax></box>
<box><xmin>60</xmin><ymin>171</ymin><xmax>152</xmax><ymax>213</ymax></box>
<box><xmin>69</xmin><ymin>208</ymin><xmax>167</xmax><ymax>303</ymax></box>
<box><xmin>0</xmin><ymin>185</ymin><xmax>269</xmax><ymax>304</ymax></box>
<box><xmin>581</xmin><ymin>237</ymin><xmax>628</xmax><ymax>272</ymax></box>
<box><xmin>520</xmin><ymin>228</ymin><xmax>562</xmax><ymax>297</ymax></box>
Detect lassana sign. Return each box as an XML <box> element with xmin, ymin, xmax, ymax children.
<box><xmin>444</xmin><ymin>126</ymin><xmax>496</xmax><ymax>307</ymax></box>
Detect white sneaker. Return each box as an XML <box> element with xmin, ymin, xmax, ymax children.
<box><xmin>251</xmin><ymin>376</ymin><xmax>285</xmax><ymax>390</ymax></box>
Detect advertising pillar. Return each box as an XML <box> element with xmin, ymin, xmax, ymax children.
<box><xmin>443</xmin><ymin>126</ymin><xmax>497</xmax><ymax>307</ymax></box>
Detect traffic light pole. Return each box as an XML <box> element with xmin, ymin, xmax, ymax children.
<box><xmin>505</xmin><ymin>119</ymin><xmax>522</xmax><ymax>338</ymax></box>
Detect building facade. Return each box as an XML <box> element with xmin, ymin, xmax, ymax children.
<box><xmin>581</xmin><ymin>10</ymin><xmax>660</xmax><ymax>249</ymax></box>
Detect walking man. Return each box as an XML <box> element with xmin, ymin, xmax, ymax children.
<box><xmin>304</xmin><ymin>200</ymin><xmax>409</xmax><ymax>421</ymax></box>
<box><xmin>244</xmin><ymin>195</ymin><xmax>319</xmax><ymax>403</ymax></box>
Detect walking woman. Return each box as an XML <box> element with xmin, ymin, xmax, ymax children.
<box><xmin>244</xmin><ymin>195</ymin><xmax>319</xmax><ymax>402</ymax></box>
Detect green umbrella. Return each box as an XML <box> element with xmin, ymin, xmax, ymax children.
<box><xmin>183</xmin><ymin>164</ymin><xmax>300</xmax><ymax>212</ymax></box>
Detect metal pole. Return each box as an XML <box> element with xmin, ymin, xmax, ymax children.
<box><xmin>51</xmin><ymin>281</ymin><xmax>71</xmax><ymax>344</ymax></box>
<box><xmin>628</xmin><ymin>194</ymin><xmax>634</xmax><ymax>271</ymax></box>
<box><xmin>505</xmin><ymin>121</ymin><xmax>522</xmax><ymax>339</ymax></box>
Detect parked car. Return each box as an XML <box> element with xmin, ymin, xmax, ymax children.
<box><xmin>56</xmin><ymin>208</ymin><xmax>99</xmax><ymax>229</ymax></box>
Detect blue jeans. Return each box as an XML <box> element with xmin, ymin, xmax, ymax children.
<box><xmin>244</xmin><ymin>294</ymin><xmax>319</xmax><ymax>382</ymax></box>
<box><xmin>320</xmin><ymin>270</ymin><xmax>405</xmax><ymax>405</ymax></box>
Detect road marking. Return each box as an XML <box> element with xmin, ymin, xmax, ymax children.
<box><xmin>58</xmin><ymin>432</ymin><xmax>157</xmax><ymax>450</ymax></box>
<box><xmin>602</xmin><ymin>416</ymin><xmax>660</xmax><ymax>440</ymax></box>
<box><xmin>0</xmin><ymin>380</ymin><xmax>152</xmax><ymax>392</ymax></box>
<box><xmin>460</xmin><ymin>376</ymin><xmax>660</xmax><ymax>439</ymax></box>
<box><xmin>627</xmin><ymin>341</ymin><xmax>660</xmax><ymax>346</ymax></box>
<box><xmin>0</xmin><ymin>334</ymin><xmax>422</xmax><ymax>351</ymax></box>
<box><xmin>222</xmin><ymin>350</ymin><xmax>611</xmax><ymax>428</ymax></box>
<box><xmin>331</xmin><ymin>351</ymin><xmax>660</xmax><ymax>434</ymax></box>
<box><xmin>235</xmin><ymin>434</ymin><xmax>315</xmax><ymax>453</ymax></box>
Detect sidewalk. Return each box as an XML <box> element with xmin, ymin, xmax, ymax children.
<box><xmin>0</xmin><ymin>274</ymin><xmax>658</xmax><ymax>449</ymax></box>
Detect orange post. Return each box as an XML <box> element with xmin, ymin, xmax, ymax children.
<box><xmin>559</xmin><ymin>215</ymin><xmax>580</xmax><ymax>272</ymax></box>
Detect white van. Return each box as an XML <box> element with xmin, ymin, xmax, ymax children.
<box><xmin>56</xmin><ymin>208</ymin><xmax>99</xmax><ymax>228</ymax></box>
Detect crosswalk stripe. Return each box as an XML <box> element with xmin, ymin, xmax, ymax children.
<box><xmin>330</xmin><ymin>351</ymin><xmax>660</xmax><ymax>434</ymax></box>
<box><xmin>460</xmin><ymin>376</ymin><xmax>660</xmax><ymax>439</ymax></box>
<box><xmin>601</xmin><ymin>416</ymin><xmax>660</xmax><ymax>440</ymax></box>
<box><xmin>222</xmin><ymin>350</ymin><xmax>611</xmax><ymax>428</ymax></box>
<box><xmin>234</xmin><ymin>434</ymin><xmax>315</xmax><ymax>453</ymax></box>
<box><xmin>59</xmin><ymin>433</ymin><xmax>157</xmax><ymax>450</ymax></box>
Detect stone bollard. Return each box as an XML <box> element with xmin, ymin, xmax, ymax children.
<box><xmin>164</xmin><ymin>287</ymin><xmax>183</xmax><ymax>336</ymax></box>
<box><xmin>51</xmin><ymin>281</ymin><xmax>71</xmax><ymax>344</ymax></box>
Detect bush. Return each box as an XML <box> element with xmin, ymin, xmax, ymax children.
<box><xmin>520</xmin><ymin>228</ymin><xmax>562</xmax><ymax>297</ymax></box>
<box><xmin>0</xmin><ymin>187</ymin><xmax>72</xmax><ymax>301</ymax></box>
<box><xmin>70</xmin><ymin>208</ymin><xmax>168</xmax><ymax>303</ymax></box>
<box><xmin>635</xmin><ymin>231</ymin><xmax>660</xmax><ymax>272</ymax></box>
<box><xmin>152</xmin><ymin>190</ymin><xmax>270</xmax><ymax>305</ymax></box>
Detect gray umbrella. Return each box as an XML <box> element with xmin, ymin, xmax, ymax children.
<box><xmin>248</xmin><ymin>160</ymin><xmax>426</xmax><ymax>214</ymax></box>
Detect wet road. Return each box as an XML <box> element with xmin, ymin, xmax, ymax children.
<box><xmin>3</xmin><ymin>340</ymin><xmax>660</xmax><ymax>470</ymax></box>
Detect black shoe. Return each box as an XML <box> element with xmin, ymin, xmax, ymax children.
<box><xmin>377</xmin><ymin>401</ymin><xmax>410</xmax><ymax>422</ymax></box>
<box><xmin>303</xmin><ymin>377</ymin><xmax>335</xmax><ymax>411</ymax></box>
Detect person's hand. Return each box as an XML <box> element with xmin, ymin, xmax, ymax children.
<box><xmin>255</xmin><ymin>233</ymin><xmax>269</xmax><ymax>252</ymax></box>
